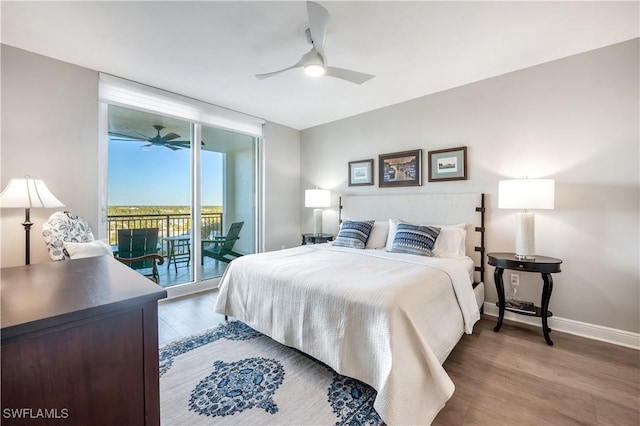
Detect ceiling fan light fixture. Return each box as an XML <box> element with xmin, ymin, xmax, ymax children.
<box><xmin>304</xmin><ymin>64</ymin><xmax>325</xmax><ymax>77</ymax></box>
<box><xmin>255</xmin><ymin>2</ymin><xmax>374</xmax><ymax>84</ymax></box>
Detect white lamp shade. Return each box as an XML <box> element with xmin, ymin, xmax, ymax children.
<box><xmin>498</xmin><ymin>179</ymin><xmax>555</xmax><ymax>210</ymax></box>
<box><xmin>0</xmin><ymin>177</ymin><xmax>65</xmax><ymax>208</ymax></box>
<box><xmin>305</xmin><ymin>189</ymin><xmax>331</xmax><ymax>208</ymax></box>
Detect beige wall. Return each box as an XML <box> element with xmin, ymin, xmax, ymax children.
<box><xmin>1</xmin><ymin>45</ymin><xmax>99</xmax><ymax>267</ymax></box>
<box><xmin>263</xmin><ymin>121</ymin><xmax>302</xmax><ymax>251</ymax></box>
<box><xmin>301</xmin><ymin>39</ymin><xmax>640</xmax><ymax>334</ymax></box>
<box><xmin>0</xmin><ymin>45</ymin><xmax>302</xmax><ymax>267</ymax></box>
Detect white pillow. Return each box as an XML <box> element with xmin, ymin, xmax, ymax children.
<box><xmin>432</xmin><ymin>227</ymin><xmax>467</xmax><ymax>258</ymax></box>
<box><xmin>436</xmin><ymin>223</ymin><xmax>466</xmax><ymax>230</ymax></box>
<box><xmin>386</xmin><ymin>219</ymin><xmax>466</xmax><ymax>255</ymax></box>
<box><xmin>365</xmin><ymin>220</ymin><xmax>389</xmax><ymax>249</ymax></box>
<box><xmin>64</xmin><ymin>240</ymin><xmax>113</xmax><ymax>259</ymax></box>
<box><xmin>385</xmin><ymin>219</ymin><xmax>404</xmax><ymax>251</ymax></box>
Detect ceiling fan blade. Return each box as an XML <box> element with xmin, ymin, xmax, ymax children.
<box><xmin>161</xmin><ymin>132</ymin><xmax>181</xmax><ymax>142</ymax></box>
<box><xmin>169</xmin><ymin>140</ymin><xmax>206</xmax><ymax>146</ymax></box>
<box><xmin>324</xmin><ymin>66</ymin><xmax>375</xmax><ymax>85</ymax></box>
<box><xmin>163</xmin><ymin>144</ymin><xmax>182</xmax><ymax>151</ymax></box>
<box><xmin>109</xmin><ymin>131</ymin><xmax>146</xmax><ymax>140</ymax></box>
<box><xmin>255</xmin><ymin>61</ymin><xmax>304</xmax><ymax>80</ymax></box>
<box><xmin>110</xmin><ymin>137</ymin><xmax>145</xmax><ymax>142</ymax></box>
<box><xmin>307</xmin><ymin>1</ymin><xmax>330</xmax><ymax>57</ymax></box>
<box><xmin>300</xmin><ymin>47</ymin><xmax>324</xmax><ymax>67</ymax></box>
<box><xmin>133</xmin><ymin>130</ymin><xmax>153</xmax><ymax>139</ymax></box>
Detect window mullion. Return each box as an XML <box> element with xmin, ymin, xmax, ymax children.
<box><xmin>191</xmin><ymin>123</ymin><xmax>202</xmax><ymax>282</ymax></box>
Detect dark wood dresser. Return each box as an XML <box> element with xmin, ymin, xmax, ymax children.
<box><xmin>1</xmin><ymin>256</ymin><xmax>167</xmax><ymax>425</ymax></box>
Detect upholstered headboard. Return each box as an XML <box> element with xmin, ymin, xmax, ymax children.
<box><xmin>340</xmin><ymin>193</ymin><xmax>485</xmax><ymax>284</ymax></box>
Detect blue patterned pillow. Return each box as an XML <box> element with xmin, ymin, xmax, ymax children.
<box><xmin>332</xmin><ymin>220</ymin><xmax>375</xmax><ymax>249</ymax></box>
<box><xmin>390</xmin><ymin>223</ymin><xmax>441</xmax><ymax>256</ymax></box>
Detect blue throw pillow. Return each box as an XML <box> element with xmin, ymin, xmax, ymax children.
<box><xmin>332</xmin><ymin>220</ymin><xmax>375</xmax><ymax>249</ymax></box>
<box><xmin>390</xmin><ymin>223</ymin><xmax>441</xmax><ymax>256</ymax></box>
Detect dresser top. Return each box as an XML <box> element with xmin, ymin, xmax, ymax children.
<box><xmin>1</xmin><ymin>256</ymin><xmax>167</xmax><ymax>339</ymax></box>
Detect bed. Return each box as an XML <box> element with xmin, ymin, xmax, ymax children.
<box><xmin>215</xmin><ymin>193</ymin><xmax>485</xmax><ymax>425</ymax></box>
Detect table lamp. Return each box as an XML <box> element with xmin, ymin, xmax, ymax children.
<box><xmin>498</xmin><ymin>178</ymin><xmax>554</xmax><ymax>260</ymax></box>
<box><xmin>0</xmin><ymin>176</ymin><xmax>65</xmax><ymax>264</ymax></box>
<box><xmin>305</xmin><ymin>189</ymin><xmax>330</xmax><ymax>235</ymax></box>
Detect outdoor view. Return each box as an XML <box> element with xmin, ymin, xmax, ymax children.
<box><xmin>107</xmin><ymin>104</ymin><xmax>255</xmax><ymax>289</ymax></box>
<box><xmin>107</xmin><ymin>135</ymin><xmax>224</xmax><ymax>245</ymax></box>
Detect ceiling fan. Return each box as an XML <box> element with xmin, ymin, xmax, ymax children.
<box><xmin>109</xmin><ymin>125</ymin><xmax>196</xmax><ymax>151</ymax></box>
<box><xmin>255</xmin><ymin>1</ymin><xmax>374</xmax><ymax>85</ymax></box>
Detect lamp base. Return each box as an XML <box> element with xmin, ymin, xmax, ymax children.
<box><xmin>514</xmin><ymin>212</ymin><xmax>535</xmax><ymax>260</ymax></box>
<box><xmin>515</xmin><ymin>253</ymin><xmax>536</xmax><ymax>260</ymax></box>
<box><xmin>313</xmin><ymin>208</ymin><xmax>323</xmax><ymax>235</ymax></box>
<box><xmin>23</xmin><ymin>207</ymin><xmax>33</xmax><ymax>265</ymax></box>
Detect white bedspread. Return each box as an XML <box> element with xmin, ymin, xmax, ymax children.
<box><xmin>215</xmin><ymin>244</ymin><xmax>480</xmax><ymax>425</ymax></box>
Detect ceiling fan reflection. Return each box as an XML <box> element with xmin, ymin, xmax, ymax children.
<box><xmin>109</xmin><ymin>125</ymin><xmax>203</xmax><ymax>151</ymax></box>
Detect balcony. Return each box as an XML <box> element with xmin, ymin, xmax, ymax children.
<box><xmin>107</xmin><ymin>212</ymin><xmax>227</xmax><ymax>287</ymax></box>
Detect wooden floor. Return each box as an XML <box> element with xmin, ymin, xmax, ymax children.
<box><xmin>434</xmin><ymin>319</ymin><xmax>639</xmax><ymax>425</ymax></box>
<box><xmin>158</xmin><ymin>289</ymin><xmax>226</xmax><ymax>345</ymax></box>
<box><xmin>158</xmin><ymin>290</ymin><xmax>640</xmax><ymax>425</ymax></box>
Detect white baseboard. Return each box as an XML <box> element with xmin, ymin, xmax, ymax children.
<box><xmin>483</xmin><ymin>302</ymin><xmax>640</xmax><ymax>350</ymax></box>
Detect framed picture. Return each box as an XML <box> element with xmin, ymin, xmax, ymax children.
<box><xmin>348</xmin><ymin>159</ymin><xmax>374</xmax><ymax>186</ymax></box>
<box><xmin>428</xmin><ymin>146</ymin><xmax>467</xmax><ymax>182</ymax></box>
<box><xmin>379</xmin><ymin>149</ymin><xmax>422</xmax><ymax>187</ymax></box>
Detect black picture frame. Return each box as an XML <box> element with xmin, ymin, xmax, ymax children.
<box><xmin>348</xmin><ymin>159</ymin><xmax>374</xmax><ymax>186</ymax></box>
<box><xmin>428</xmin><ymin>146</ymin><xmax>468</xmax><ymax>182</ymax></box>
<box><xmin>378</xmin><ymin>149</ymin><xmax>422</xmax><ymax>187</ymax></box>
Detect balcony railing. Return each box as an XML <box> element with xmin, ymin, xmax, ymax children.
<box><xmin>107</xmin><ymin>212</ymin><xmax>223</xmax><ymax>256</ymax></box>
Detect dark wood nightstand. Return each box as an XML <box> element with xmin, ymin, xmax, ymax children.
<box><xmin>488</xmin><ymin>252</ymin><xmax>562</xmax><ymax>345</ymax></box>
<box><xmin>301</xmin><ymin>233</ymin><xmax>334</xmax><ymax>245</ymax></box>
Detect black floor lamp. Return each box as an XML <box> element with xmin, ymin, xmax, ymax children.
<box><xmin>0</xmin><ymin>176</ymin><xmax>65</xmax><ymax>265</ymax></box>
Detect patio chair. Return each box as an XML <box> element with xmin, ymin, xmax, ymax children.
<box><xmin>201</xmin><ymin>221</ymin><xmax>244</xmax><ymax>264</ymax></box>
<box><xmin>42</xmin><ymin>211</ymin><xmax>164</xmax><ymax>284</ymax></box>
<box><xmin>116</xmin><ymin>228</ymin><xmax>164</xmax><ymax>282</ymax></box>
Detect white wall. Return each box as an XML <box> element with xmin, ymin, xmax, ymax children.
<box><xmin>226</xmin><ymin>148</ymin><xmax>256</xmax><ymax>255</ymax></box>
<box><xmin>301</xmin><ymin>39</ymin><xmax>640</xmax><ymax>334</ymax></box>
<box><xmin>1</xmin><ymin>45</ymin><xmax>302</xmax><ymax>267</ymax></box>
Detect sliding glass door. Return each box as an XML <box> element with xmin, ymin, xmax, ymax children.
<box><xmin>200</xmin><ymin>124</ymin><xmax>256</xmax><ymax>280</ymax></box>
<box><xmin>106</xmin><ymin>104</ymin><xmax>257</xmax><ymax>289</ymax></box>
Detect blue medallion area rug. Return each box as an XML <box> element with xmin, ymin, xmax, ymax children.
<box><xmin>159</xmin><ymin>321</ymin><xmax>385</xmax><ymax>426</ymax></box>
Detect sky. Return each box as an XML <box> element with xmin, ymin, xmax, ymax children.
<box><xmin>108</xmin><ymin>139</ymin><xmax>223</xmax><ymax>206</ymax></box>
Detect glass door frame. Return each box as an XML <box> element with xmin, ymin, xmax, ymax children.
<box><xmin>98</xmin><ymin>104</ymin><xmax>264</xmax><ymax>299</ymax></box>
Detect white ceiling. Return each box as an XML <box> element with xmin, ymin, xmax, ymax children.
<box><xmin>2</xmin><ymin>1</ymin><xmax>638</xmax><ymax>130</ymax></box>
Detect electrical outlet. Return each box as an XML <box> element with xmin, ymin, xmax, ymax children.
<box><xmin>510</xmin><ymin>273</ymin><xmax>520</xmax><ymax>286</ymax></box>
